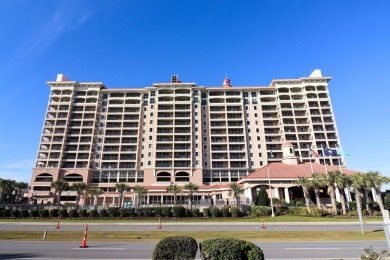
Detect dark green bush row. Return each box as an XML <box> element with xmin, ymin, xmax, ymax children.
<box><xmin>152</xmin><ymin>236</ymin><xmax>198</xmax><ymax>260</ymax></box>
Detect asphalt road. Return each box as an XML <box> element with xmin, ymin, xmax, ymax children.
<box><xmin>0</xmin><ymin>221</ymin><xmax>384</xmax><ymax>232</ymax></box>
<box><xmin>0</xmin><ymin>240</ymin><xmax>387</xmax><ymax>259</ymax></box>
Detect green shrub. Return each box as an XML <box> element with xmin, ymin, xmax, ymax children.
<box><xmin>192</xmin><ymin>208</ymin><xmax>200</xmax><ymax>217</ymax></box>
<box><xmin>3</xmin><ymin>209</ymin><xmax>11</xmax><ymax>217</ymax></box>
<box><xmin>384</xmin><ymin>193</ymin><xmax>390</xmax><ymax>210</ymax></box>
<box><xmin>10</xmin><ymin>209</ymin><xmax>20</xmax><ymax>218</ymax></box>
<box><xmin>272</xmin><ymin>197</ymin><xmax>280</xmax><ymax>205</ymax></box>
<box><xmin>230</xmin><ymin>207</ymin><xmax>240</xmax><ymax>217</ymax></box>
<box><xmin>135</xmin><ymin>207</ymin><xmax>144</xmax><ymax>217</ymax></box>
<box><xmin>309</xmin><ymin>208</ymin><xmax>326</xmax><ymax>217</ymax></box>
<box><xmin>172</xmin><ymin>206</ymin><xmax>185</xmax><ymax>217</ymax></box>
<box><xmin>280</xmin><ymin>199</ymin><xmax>288</xmax><ymax>206</ymax></box>
<box><xmin>119</xmin><ymin>208</ymin><xmax>128</xmax><ymax>217</ymax></box>
<box><xmin>107</xmin><ymin>207</ymin><xmax>119</xmax><ymax>217</ymax></box>
<box><xmin>200</xmin><ymin>237</ymin><xmax>264</xmax><ymax>260</ymax></box>
<box><xmin>295</xmin><ymin>201</ymin><xmax>304</xmax><ymax>207</ymax></box>
<box><xmin>39</xmin><ymin>209</ymin><xmax>49</xmax><ymax>218</ymax></box>
<box><xmin>210</xmin><ymin>207</ymin><xmax>220</xmax><ymax>217</ymax></box>
<box><xmin>99</xmin><ymin>208</ymin><xmax>107</xmax><ymax>217</ymax></box>
<box><xmin>221</xmin><ymin>207</ymin><xmax>230</xmax><ymax>217</ymax></box>
<box><xmin>20</xmin><ymin>209</ymin><xmax>29</xmax><ymax>218</ymax></box>
<box><xmin>153</xmin><ymin>207</ymin><xmax>163</xmax><ymax>217</ymax></box>
<box><xmin>79</xmin><ymin>209</ymin><xmax>88</xmax><ymax>218</ymax></box>
<box><xmin>58</xmin><ymin>209</ymin><xmax>68</xmax><ymax>218</ymax></box>
<box><xmin>202</xmin><ymin>208</ymin><xmax>210</xmax><ymax>217</ymax></box>
<box><xmin>184</xmin><ymin>207</ymin><xmax>191</xmax><ymax>217</ymax></box>
<box><xmin>255</xmin><ymin>187</ymin><xmax>270</xmax><ymax>206</ymax></box>
<box><xmin>161</xmin><ymin>207</ymin><xmax>172</xmax><ymax>217</ymax></box>
<box><xmin>68</xmin><ymin>209</ymin><xmax>78</xmax><ymax>218</ymax></box>
<box><xmin>0</xmin><ymin>207</ymin><xmax>4</xmax><ymax>217</ymax></box>
<box><xmin>30</xmin><ymin>209</ymin><xmax>39</xmax><ymax>218</ymax></box>
<box><xmin>49</xmin><ymin>209</ymin><xmax>59</xmax><ymax>218</ymax></box>
<box><xmin>287</xmin><ymin>207</ymin><xmax>309</xmax><ymax>216</ymax></box>
<box><xmin>368</xmin><ymin>201</ymin><xmax>380</xmax><ymax>211</ymax></box>
<box><xmin>89</xmin><ymin>209</ymin><xmax>98</xmax><ymax>218</ymax></box>
<box><xmin>152</xmin><ymin>236</ymin><xmax>198</xmax><ymax>260</ymax></box>
<box><xmin>349</xmin><ymin>201</ymin><xmax>357</xmax><ymax>210</ymax></box>
<box><xmin>144</xmin><ymin>208</ymin><xmax>153</xmax><ymax>217</ymax></box>
<box><xmin>127</xmin><ymin>208</ymin><xmax>135</xmax><ymax>217</ymax></box>
<box><xmin>249</xmin><ymin>206</ymin><xmax>272</xmax><ymax>217</ymax></box>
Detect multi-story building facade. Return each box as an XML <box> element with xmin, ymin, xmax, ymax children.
<box><xmin>30</xmin><ymin>70</ymin><xmax>345</xmax><ymax>205</ymax></box>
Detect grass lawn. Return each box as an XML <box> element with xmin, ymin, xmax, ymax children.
<box><xmin>0</xmin><ymin>229</ymin><xmax>385</xmax><ymax>242</ymax></box>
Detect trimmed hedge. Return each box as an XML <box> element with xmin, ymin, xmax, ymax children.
<box><xmin>3</xmin><ymin>209</ymin><xmax>11</xmax><ymax>217</ymax></box>
<box><xmin>99</xmin><ymin>208</ymin><xmax>107</xmax><ymax>217</ymax></box>
<box><xmin>89</xmin><ymin>209</ymin><xmax>98</xmax><ymax>218</ymax></box>
<box><xmin>192</xmin><ymin>208</ymin><xmax>200</xmax><ymax>217</ymax></box>
<box><xmin>20</xmin><ymin>209</ymin><xmax>29</xmax><ymax>218</ymax></box>
<box><xmin>249</xmin><ymin>206</ymin><xmax>272</xmax><ymax>217</ymax></box>
<box><xmin>202</xmin><ymin>208</ymin><xmax>210</xmax><ymax>217</ymax></box>
<box><xmin>11</xmin><ymin>209</ymin><xmax>20</xmax><ymax>218</ymax></box>
<box><xmin>152</xmin><ymin>236</ymin><xmax>198</xmax><ymax>260</ymax></box>
<box><xmin>30</xmin><ymin>209</ymin><xmax>39</xmax><ymax>218</ymax></box>
<box><xmin>230</xmin><ymin>207</ymin><xmax>240</xmax><ymax>217</ymax></box>
<box><xmin>108</xmin><ymin>207</ymin><xmax>119</xmax><ymax>217</ymax></box>
<box><xmin>68</xmin><ymin>209</ymin><xmax>78</xmax><ymax>218</ymax></box>
<box><xmin>49</xmin><ymin>209</ymin><xmax>59</xmax><ymax>218</ymax></box>
<box><xmin>153</xmin><ymin>207</ymin><xmax>163</xmax><ymax>217</ymax></box>
<box><xmin>79</xmin><ymin>209</ymin><xmax>88</xmax><ymax>218</ymax></box>
<box><xmin>172</xmin><ymin>206</ymin><xmax>185</xmax><ymax>217</ymax></box>
<box><xmin>119</xmin><ymin>208</ymin><xmax>128</xmax><ymax>217</ymax></box>
<box><xmin>58</xmin><ymin>209</ymin><xmax>68</xmax><ymax>218</ymax></box>
<box><xmin>39</xmin><ymin>209</ymin><xmax>49</xmax><ymax>218</ymax></box>
<box><xmin>162</xmin><ymin>207</ymin><xmax>172</xmax><ymax>217</ymax></box>
<box><xmin>200</xmin><ymin>237</ymin><xmax>264</xmax><ymax>260</ymax></box>
<box><xmin>210</xmin><ymin>207</ymin><xmax>220</xmax><ymax>217</ymax></box>
<box><xmin>221</xmin><ymin>207</ymin><xmax>230</xmax><ymax>217</ymax></box>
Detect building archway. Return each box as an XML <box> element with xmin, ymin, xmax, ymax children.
<box><xmin>175</xmin><ymin>172</ymin><xmax>189</xmax><ymax>182</ymax></box>
<box><xmin>157</xmin><ymin>172</ymin><xmax>171</xmax><ymax>182</ymax></box>
<box><xmin>35</xmin><ymin>173</ymin><xmax>53</xmax><ymax>182</ymax></box>
<box><xmin>63</xmin><ymin>173</ymin><xmax>83</xmax><ymax>182</ymax></box>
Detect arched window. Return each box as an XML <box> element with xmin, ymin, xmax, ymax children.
<box><xmin>35</xmin><ymin>173</ymin><xmax>53</xmax><ymax>182</ymax></box>
<box><xmin>63</xmin><ymin>173</ymin><xmax>83</xmax><ymax>182</ymax></box>
<box><xmin>175</xmin><ymin>172</ymin><xmax>189</xmax><ymax>182</ymax></box>
<box><xmin>157</xmin><ymin>172</ymin><xmax>171</xmax><ymax>182</ymax></box>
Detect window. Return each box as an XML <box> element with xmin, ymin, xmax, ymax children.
<box><xmin>195</xmin><ymin>143</ymin><xmax>199</xmax><ymax>148</ymax></box>
<box><xmin>203</xmin><ymin>121</ymin><xmax>206</xmax><ymax>126</ymax></box>
<box><xmin>142</xmin><ymin>130</ymin><xmax>145</xmax><ymax>134</ymax></box>
<box><xmin>203</xmin><ymin>136</ymin><xmax>207</xmax><ymax>142</ymax></box>
<box><xmin>95</xmin><ymin>162</ymin><xmax>99</xmax><ymax>167</ymax></box>
<box><xmin>204</xmin><ymin>161</ymin><xmax>208</xmax><ymax>167</ymax></box>
<box><xmin>141</xmin><ymin>154</ymin><xmax>144</xmax><ymax>158</ymax></box>
<box><xmin>203</xmin><ymin>129</ymin><xmax>207</xmax><ymax>134</ymax></box>
<box><xmin>257</xmin><ymin>144</ymin><xmax>261</xmax><ymax>149</ymax></box>
<box><xmin>195</xmin><ymin>127</ymin><xmax>198</xmax><ymax>132</ymax></box>
<box><xmin>195</xmin><ymin>119</ymin><xmax>198</xmax><ymax>124</ymax></box>
<box><xmin>249</xmin><ymin>144</ymin><xmax>252</xmax><ymax>150</ymax></box>
<box><xmin>196</xmin><ymin>160</ymin><xmax>199</xmax><ymax>166</ymax></box>
<box><xmin>97</xmin><ymin>146</ymin><xmax>101</xmax><ymax>151</ymax></box>
<box><xmin>259</xmin><ymin>153</ymin><xmax>262</xmax><ymax>157</ymax></box>
<box><xmin>149</xmin><ymin>128</ymin><xmax>152</xmax><ymax>132</ymax></box>
<box><xmin>202</xmin><ymin>106</ymin><xmax>206</xmax><ymax>111</ymax></box>
<box><xmin>257</xmin><ymin>136</ymin><xmax>261</xmax><ymax>141</ymax></box>
<box><xmin>254</xmin><ymin>106</ymin><xmax>257</xmax><ymax>110</ymax></box>
<box><xmin>100</xmin><ymin>123</ymin><xmax>104</xmax><ymax>127</ymax></box>
<box><xmin>195</xmin><ymin>112</ymin><xmax>198</xmax><ymax>116</ymax></box>
<box><xmin>251</xmin><ymin>92</ymin><xmax>257</xmax><ymax>97</ymax></box>
<box><xmin>202</xmin><ymin>114</ymin><xmax>206</xmax><ymax>118</ymax></box>
<box><xmin>247</xmin><ymin>129</ymin><xmax>251</xmax><ymax>133</ymax></box>
<box><xmin>195</xmin><ymin>104</ymin><xmax>198</xmax><ymax>108</ymax></box>
<box><xmin>256</xmin><ymin>128</ymin><xmax>260</xmax><ymax>133</ymax></box>
<box><xmin>100</xmin><ymin>115</ymin><xmax>104</xmax><ymax>119</ymax></box>
<box><xmin>148</xmin><ymin>144</ymin><xmax>152</xmax><ymax>148</ymax></box>
<box><xmin>195</xmin><ymin>152</ymin><xmax>199</xmax><ymax>156</ymax></box>
<box><xmin>141</xmin><ymin>138</ymin><xmax>145</xmax><ymax>142</ymax></box>
<box><xmin>195</xmin><ymin>135</ymin><xmax>198</xmax><ymax>140</ymax></box>
<box><xmin>250</xmin><ymin>161</ymin><xmax>254</xmax><ymax>166</ymax></box>
<box><xmin>259</xmin><ymin>161</ymin><xmax>263</xmax><ymax>166</ymax></box>
<box><xmin>95</xmin><ymin>154</ymin><xmax>100</xmax><ymax>159</ymax></box>
<box><xmin>150</xmin><ymin>120</ymin><xmax>153</xmax><ymax>124</ymax></box>
<box><xmin>148</xmin><ymin>152</ymin><xmax>151</xmax><ymax>157</ymax></box>
<box><xmin>98</xmin><ymin>138</ymin><xmax>102</xmax><ymax>142</ymax></box>
<box><xmin>149</xmin><ymin>136</ymin><xmax>152</xmax><ymax>140</ymax></box>
<box><xmin>255</xmin><ymin>121</ymin><xmax>259</xmax><ymax>125</ymax></box>
<box><xmin>248</xmin><ymin>136</ymin><xmax>252</xmax><ymax>141</ymax></box>
<box><xmin>98</xmin><ymin>130</ymin><xmax>103</xmax><ymax>135</ymax></box>
<box><xmin>144</xmin><ymin>107</ymin><xmax>147</xmax><ymax>112</ymax></box>
<box><xmin>250</xmin><ymin>153</ymin><xmax>253</xmax><ymax>157</ymax></box>
<box><xmin>254</xmin><ymin>113</ymin><xmax>258</xmax><ymax>117</ymax></box>
<box><xmin>203</xmin><ymin>144</ymin><xmax>208</xmax><ymax>150</ymax></box>
<box><xmin>140</xmin><ymin>162</ymin><xmax>144</xmax><ymax>167</ymax></box>
<box><xmin>148</xmin><ymin>161</ymin><xmax>151</xmax><ymax>166</ymax></box>
<box><xmin>204</xmin><ymin>153</ymin><xmax>208</xmax><ymax>158</ymax></box>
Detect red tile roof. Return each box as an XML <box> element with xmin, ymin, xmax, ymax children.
<box><xmin>240</xmin><ymin>162</ymin><xmax>363</xmax><ymax>181</ymax></box>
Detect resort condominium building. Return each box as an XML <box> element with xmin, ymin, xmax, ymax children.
<box><xmin>30</xmin><ymin>70</ymin><xmax>344</xmax><ymax>204</ymax></box>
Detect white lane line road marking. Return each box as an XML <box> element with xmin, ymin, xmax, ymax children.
<box><xmin>73</xmin><ymin>248</ymin><xmax>125</xmax><ymax>250</ymax></box>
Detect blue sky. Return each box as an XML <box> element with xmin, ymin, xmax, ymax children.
<box><xmin>0</xmin><ymin>1</ymin><xmax>389</xmax><ymax>188</ymax></box>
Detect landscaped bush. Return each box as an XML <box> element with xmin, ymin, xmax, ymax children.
<box><xmin>249</xmin><ymin>206</ymin><xmax>272</xmax><ymax>217</ymax></box>
<box><xmin>68</xmin><ymin>209</ymin><xmax>78</xmax><ymax>218</ymax></box>
<box><xmin>255</xmin><ymin>187</ymin><xmax>270</xmax><ymax>206</ymax></box>
<box><xmin>99</xmin><ymin>208</ymin><xmax>107</xmax><ymax>217</ymax></box>
<box><xmin>210</xmin><ymin>207</ymin><xmax>220</xmax><ymax>217</ymax></box>
<box><xmin>0</xmin><ymin>207</ymin><xmax>4</xmax><ymax>217</ymax></box>
<box><xmin>202</xmin><ymin>208</ymin><xmax>210</xmax><ymax>217</ymax></box>
<box><xmin>349</xmin><ymin>201</ymin><xmax>357</xmax><ymax>210</ymax></box>
<box><xmin>108</xmin><ymin>207</ymin><xmax>119</xmax><ymax>217</ymax></box>
<box><xmin>79</xmin><ymin>209</ymin><xmax>88</xmax><ymax>218</ymax></box>
<box><xmin>172</xmin><ymin>206</ymin><xmax>185</xmax><ymax>217</ymax></box>
<box><xmin>89</xmin><ymin>209</ymin><xmax>98</xmax><ymax>218</ymax></box>
<box><xmin>280</xmin><ymin>199</ymin><xmax>288</xmax><ymax>206</ymax></box>
<box><xmin>3</xmin><ymin>209</ymin><xmax>11</xmax><ymax>217</ymax></box>
<box><xmin>200</xmin><ymin>237</ymin><xmax>264</xmax><ymax>260</ymax></box>
<box><xmin>152</xmin><ymin>236</ymin><xmax>198</xmax><ymax>260</ymax></box>
<box><xmin>192</xmin><ymin>208</ymin><xmax>200</xmax><ymax>217</ymax></box>
<box><xmin>119</xmin><ymin>208</ymin><xmax>128</xmax><ymax>217</ymax></box>
<box><xmin>153</xmin><ymin>207</ymin><xmax>162</xmax><ymax>217</ymax></box>
<box><xmin>144</xmin><ymin>207</ymin><xmax>153</xmax><ymax>217</ymax></box>
<box><xmin>127</xmin><ymin>208</ymin><xmax>136</xmax><ymax>217</ymax></box>
<box><xmin>287</xmin><ymin>207</ymin><xmax>309</xmax><ymax>216</ymax></box>
<box><xmin>161</xmin><ymin>207</ymin><xmax>172</xmax><ymax>217</ymax></box>
<box><xmin>20</xmin><ymin>209</ymin><xmax>29</xmax><ymax>218</ymax></box>
<box><xmin>295</xmin><ymin>201</ymin><xmax>304</xmax><ymax>207</ymax></box>
<box><xmin>184</xmin><ymin>207</ymin><xmax>191</xmax><ymax>217</ymax></box>
<box><xmin>230</xmin><ymin>207</ymin><xmax>240</xmax><ymax>217</ymax></box>
<box><xmin>49</xmin><ymin>209</ymin><xmax>59</xmax><ymax>218</ymax></box>
<box><xmin>10</xmin><ymin>209</ymin><xmax>20</xmax><ymax>218</ymax></box>
<box><xmin>221</xmin><ymin>207</ymin><xmax>230</xmax><ymax>217</ymax></box>
<box><xmin>136</xmin><ymin>207</ymin><xmax>144</xmax><ymax>217</ymax></box>
<box><xmin>368</xmin><ymin>201</ymin><xmax>380</xmax><ymax>211</ymax></box>
<box><xmin>308</xmin><ymin>207</ymin><xmax>326</xmax><ymax>217</ymax></box>
<box><xmin>30</xmin><ymin>209</ymin><xmax>39</xmax><ymax>218</ymax></box>
<box><xmin>58</xmin><ymin>209</ymin><xmax>68</xmax><ymax>218</ymax></box>
<box><xmin>39</xmin><ymin>209</ymin><xmax>49</xmax><ymax>218</ymax></box>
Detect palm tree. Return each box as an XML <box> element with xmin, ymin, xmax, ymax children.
<box><xmin>334</xmin><ymin>172</ymin><xmax>350</xmax><ymax>215</ymax></box>
<box><xmin>87</xmin><ymin>187</ymin><xmax>103</xmax><ymax>206</ymax></box>
<box><xmin>294</xmin><ymin>176</ymin><xmax>312</xmax><ymax>212</ymax></box>
<box><xmin>228</xmin><ymin>182</ymin><xmax>244</xmax><ymax>208</ymax></box>
<box><xmin>184</xmin><ymin>182</ymin><xmax>198</xmax><ymax>212</ymax></box>
<box><xmin>133</xmin><ymin>185</ymin><xmax>148</xmax><ymax>208</ymax></box>
<box><xmin>51</xmin><ymin>179</ymin><xmax>69</xmax><ymax>208</ymax></box>
<box><xmin>366</xmin><ymin>171</ymin><xmax>390</xmax><ymax>213</ymax></box>
<box><xmin>166</xmin><ymin>183</ymin><xmax>182</xmax><ymax>205</ymax></box>
<box><xmin>349</xmin><ymin>172</ymin><xmax>365</xmax><ymax>216</ymax></box>
<box><xmin>0</xmin><ymin>178</ymin><xmax>15</xmax><ymax>203</ymax></box>
<box><xmin>72</xmin><ymin>182</ymin><xmax>87</xmax><ymax>210</ymax></box>
<box><xmin>309</xmin><ymin>173</ymin><xmax>323</xmax><ymax>209</ymax></box>
<box><xmin>12</xmin><ymin>181</ymin><xmax>29</xmax><ymax>204</ymax></box>
<box><xmin>319</xmin><ymin>171</ymin><xmax>338</xmax><ymax>214</ymax></box>
<box><xmin>115</xmin><ymin>183</ymin><xmax>130</xmax><ymax>208</ymax></box>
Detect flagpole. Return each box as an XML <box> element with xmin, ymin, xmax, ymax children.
<box><xmin>308</xmin><ymin>145</ymin><xmax>314</xmax><ymax>176</ymax></box>
<box><xmin>322</xmin><ymin>146</ymin><xmax>329</xmax><ymax>174</ymax></box>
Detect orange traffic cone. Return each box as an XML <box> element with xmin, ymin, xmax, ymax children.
<box><xmin>80</xmin><ymin>224</ymin><xmax>88</xmax><ymax>248</ymax></box>
<box><xmin>157</xmin><ymin>217</ymin><xmax>162</xmax><ymax>229</ymax></box>
<box><xmin>56</xmin><ymin>218</ymin><xmax>60</xmax><ymax>229</ymax></box>
<box><xmin>261</xmin><ymin>218</ymin><xmax>265</xmax><ymax>229</ymax></box>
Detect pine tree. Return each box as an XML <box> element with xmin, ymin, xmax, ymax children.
<box><xmin>256</xmin><ymin>187</ymin><xmax>270</xmax><ymax>206</ymax></box>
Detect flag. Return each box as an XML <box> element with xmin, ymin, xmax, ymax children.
<box><xmin>309</xmin><ymin>147</ymin><xmax>319</xmax><ymax>158</ymax></box>
<box><xmin>336</xmin><ymin>147</ymin><xmax>350</xmax><ymax>157</ymax></box>
<box><xmin>324</xmin><ymin>148</ymin><xmax>338</xmax><ymax>156</ymax></box>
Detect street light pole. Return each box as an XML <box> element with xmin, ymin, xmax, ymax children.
<box><xmin>267</xmin><ymin>152</ymin><xmax>275</xmax><ymax>217</ymax></box>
